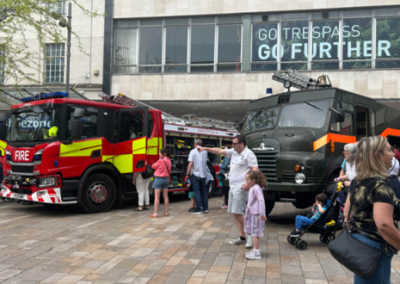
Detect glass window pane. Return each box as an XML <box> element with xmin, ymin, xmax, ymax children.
<box><xmin>114</xmin><ymin>66</ymin><xmax>137</xmax><ymax>74</ymax></box>
<box><xmin>311</xmin><ymin>62</ymin><xmax>339</xmax><ymax>70</ymax></box>
<box><xmin>312</xmin><ymin>21</ymin><xmax>339</xmax><ymax>60</ymax></box>
<box><xmin>165</xmin><ymin>17</ymin><xmax>189</xmax><ymax>26</ymax></box>
<box><xmin>251</xmin><ymin>64</ymin><xmax>277</xmax><ymax>71</ymax></box>
<box><xmin>281</xmin><ymin>21</ymin><xmax>308</xmax><ymax>62</ymax></box>
<box><xmin>375</xmin><ymin>8</ymin><xmax>400</xmax><ymax>17</ymax></box>
<box><xmin>115</xmin><ymin>29</ymin><xmax>137</xmax><ymax>66</ymax></box>
<box><xmin>376</xmin><ymin>60</ymin><xmax>400</xmax><ymax>69</ymax></box>
<box><xmin>218</xmin><ymin>15</ymin><xmax>242</xmax><ymax>24</ymax></box>
<box><xmin>376</xmin><ymin>18</ymin><xmax>400</xmax><ymax>59</ymax></box>
<box><xmin>281</xmin><ymin>62</ymin><xmax>307</xmax><ymax>70</ymax></box>
<box><xmin>343</xmin><ymin>18</ymin><xmax>372</xmax><ymax>60</ymax></box>
<box><xmin>116</xmin><ymin>20</ymin><xmax>138</xmax><ymax>28</ymax></box>
<box><xmin>343</xmin><ymin>9</ymin><xmax>372</xmax><ymax>18</ymax></box>
<box><xmin>218</xmin><ymin>25</ymin><xmax>241</xmax><ymax>63</ymax></box>
<box><xmin>192</xmin><ymin>16</ymin><xmax>215</xmax><ymax>24</ymax></box>
<box><xmin>190</xmin><ymin>65</ymin><xmax>213</xmax><ymax>73</ymax></box>
<box><xmin>312</xmin><ymin>11</ymin><xmax>341</xmax><ymax>19</ymax></box>
<box><xmin>279</xmin><ymin>101</ymin><xmax>329</xmax><ymax>128</ymax></box>
<box><xmin>191</xmin><ymin>25</ymin><xmax>214</xmax><ymax>64</ymax></box>
<box><xmin>343</xmin><ymin>61</ymin><xmax>371</xmax><ymax>69</ymax></box>
<box><xmin>139</xmin><ymin>66</ymin><xmax>161</xmax><ymax>73</ymax></box>
<box><xmin>252</xmin><ymin>23</ymin><xmax>278</xmax><ymax>62</ymax></box>
<box><xmin>166</xmin><ymin>27</ymin><xmax>187</xmax><ymax>64</ymax></box>
<box><xmin>217</xmin><ymin>64</ymin><xmax>241</xmax><ymax>72</ymax></box>
<box><xmin>165</xmin><ymin>65</ymin><xmax>187</xmax><ymax>73</ymax></box>
<box><xmin>140</xmin><ymin>19</ymin><xmax>162</xmax><ymax>26</ymax></box>
<box><xmin>139</xmin><ymin>27</ymin><xmax>162</xmax><ymax>65</ymax></box>
<box><xmin>251</xmin><ymin>14</ymin><xmax>280</xmax><ymax>23</ymax></box>
<box><xmin>282</xmin><ymin>13</ymin><xmax>308</xmax><ymax>20</ymax></box>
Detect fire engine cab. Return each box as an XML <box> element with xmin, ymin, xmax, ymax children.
<box><xmin>0</xmin><ymin>92</ymin><xmax>238</xmax><ymax>213</ymax></box>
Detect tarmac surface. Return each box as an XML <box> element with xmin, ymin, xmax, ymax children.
<box><xmin>1</xmin><ymin>193</ymin><xmax>400</xmax><ymax>284</ymax></box>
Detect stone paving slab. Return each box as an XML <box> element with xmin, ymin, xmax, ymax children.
<box><xmin>1</xmin><ymin>195</ymin><xmax>400</xmax><ymax>284</ymax></box>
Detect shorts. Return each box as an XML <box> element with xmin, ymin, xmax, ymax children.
<box><xmin>188</xmin><ymin>191</ymin><xmax>195</xmax><ymax>199</ymax></box>
<box><xmin>153</xmin><ymin>177</ymin><xmax>169</xmax><ymax>189</ymax></box>
<box><xmin>228</xmin><ymin>185</ymin><xmax>248</xmax><ymax>215</ymax></box>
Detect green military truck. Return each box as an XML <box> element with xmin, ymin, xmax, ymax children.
<box><xmin>242</xmin><ymin>70</ymin><xmax>400</xmax><ymax>215</ymax></box>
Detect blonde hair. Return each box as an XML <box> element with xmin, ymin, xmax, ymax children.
<box><xmin>355</xmin><ymin>136</ymin><xmax>389</xmax><ymax>181</ymax></box>
<box><xmin>246</xmin><ymin>171</ymin><xmax>267</xmax><ymax>188</ymax></box>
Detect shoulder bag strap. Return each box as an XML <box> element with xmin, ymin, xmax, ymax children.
<box><xmin>162</xmin><ymin>159</ymin><xmax>170</xmax><ymax>174</ymax></box>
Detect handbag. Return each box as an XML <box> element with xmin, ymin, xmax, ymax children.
<box><xmin>141</xmin><ymin>164</ymin><xmax>155</xmax><ymax>179</ymax></box>
<box><xmin>328</xmin><ymin>179</ymin><xmax>388</xmax><ymax>280</ymax></box>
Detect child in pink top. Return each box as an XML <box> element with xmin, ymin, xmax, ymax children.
<box><xmin>243</xmin><ymin>170</ymin><xmax>267</xmax><ymax>260</ymax></box>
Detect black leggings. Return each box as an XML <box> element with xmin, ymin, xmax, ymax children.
<box><xmin>221</xmin><ymin>186</ymin><xmax>230</xmax><ymax>205</ymax></box>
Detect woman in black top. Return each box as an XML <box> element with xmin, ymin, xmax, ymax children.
<box><xmin>343</xmin><ymin>136</ymin><xmax>400</xmax><ymax>284</ymax></box>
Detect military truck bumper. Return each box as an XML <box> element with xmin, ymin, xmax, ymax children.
<box><xmin>266</xmin><ymin>182</ymin><xmax>325</xmax><ymax>193</ymax></box>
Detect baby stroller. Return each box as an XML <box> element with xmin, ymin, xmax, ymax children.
<box><xmin>287</xmin><ymin>191</ymin><xmax>343</xmax><ymax>250</ymax></box>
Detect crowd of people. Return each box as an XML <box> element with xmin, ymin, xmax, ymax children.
<box><xmin>131</xmin><ymin>135</ymin><xmax>268</xmax><ymax>260</ymax></box>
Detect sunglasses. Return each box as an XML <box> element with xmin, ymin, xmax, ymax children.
<box><xmin>232</xmin><ymin>142</ymin><xmax>239</xmax><ymax>146</ymax></box>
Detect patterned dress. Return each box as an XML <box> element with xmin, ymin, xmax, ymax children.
<box><xmin>244</xmin><ymin>186</ymin><xmax>266</xmax><ymax>238</ymax></box>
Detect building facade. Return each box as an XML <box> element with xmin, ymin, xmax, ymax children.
<box><xmin>105</xmin><ymin>0</ymin><xmax>400</xmax><ymax>120</ymax></box>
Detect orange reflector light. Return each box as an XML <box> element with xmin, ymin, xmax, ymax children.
<box><xmin>295</xmin><ymin>165</ymin><xmax>301</xmax><ymax>172</ymax></box>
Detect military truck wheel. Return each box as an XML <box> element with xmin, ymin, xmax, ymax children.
<box><xmin>265</xmin><ymin>200</ymin><xmax>275</xmax><ymax>216</ymax></box>
<box><xmin>80</xmin><ymin>174</ymin><xmax>117</xmax><ymax>213</ymax></box>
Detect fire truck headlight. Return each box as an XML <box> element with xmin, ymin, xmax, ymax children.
<box><xmin>6</xmin><ymin>150</ymin><xmax>11</xmax><ymax>161</ymax></box>
<box><xmin>38</xmin><ymin>177</ymin><xmax>57</xmax><ymax>188</ymax></box>
<box><xmin>295</xmin><ymin>173</ymin><xmax>306</xmax><ymax>184</ymax></box>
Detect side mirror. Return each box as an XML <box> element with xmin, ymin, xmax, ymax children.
<box><xmin>0</xmin><ymin>124</ymin><xmax>6</xmax><ymax>141</ymax></box>
<box><xmin>335</xmin><ymin>109</ymin><xmax>345</xmax><ymax>123</ymax></box>
<box><xmin>73</xmin><ymin>107</ymin><xmax>85</xmax><ymax>118</ymax></box>
<box><xmin>71</xmin><ymin>119</ymin><xmax>84</xmax><ymax>139</ymax></box>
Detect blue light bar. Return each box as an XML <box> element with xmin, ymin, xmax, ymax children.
<box><xmin>41</xmin><ymin>92</ymin><xmax>69</xmax><ymax>99</ymax></box>
<box><xmin>20</xmin><ymin>92</ymin><xmax>69</xmax><ymax>103</ymax></box>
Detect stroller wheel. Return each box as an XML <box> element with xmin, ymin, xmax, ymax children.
<box><xmin>295</xmin><ymin>239</ymin><xmax>307</xmax><ymax>250</ymax></box>
<box><xmin>319</xmin><ymin>235</ymin><xmax>330</xmax><ymax>244</ymax></box>
<box><xmin>287</xmin><ymin>235</ymin><xmax>296</xmax><ymax>245</ymax></box>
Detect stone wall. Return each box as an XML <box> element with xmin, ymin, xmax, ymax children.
<box><xmin>111</xmin><ymin>70</ymin><xmax>400</xmax><ymax>101</ymax></box>
<box><xmin>114</xmin><ymin>0</ymin><xmax>400</xmax><ymax>18</ymax></box>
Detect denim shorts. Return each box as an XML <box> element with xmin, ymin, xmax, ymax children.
<box><xmin>152</xmin><ymin>177</ymin><xmax>169</xmax><ymax>189</ymax></box>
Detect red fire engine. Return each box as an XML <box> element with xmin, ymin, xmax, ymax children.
<box><xmin>0</xmin><ymin>92</ymin><xmax>238</xmax><ymax>212</ymax></box>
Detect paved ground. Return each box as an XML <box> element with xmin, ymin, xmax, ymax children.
<box><xmin>1</xmin><ymin>194</ymin><xmax>400</xmax><ymax>284</ymax></box>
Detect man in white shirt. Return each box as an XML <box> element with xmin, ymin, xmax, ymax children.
<box><xmin>186</xmin><ymin>139</ymin><xmax>208</xmax><ymax>214</ymax></box>
<box><xmin>199</xmin><ymin>135</ymin><xmax>259</xmax><ymax>247</ymax></box>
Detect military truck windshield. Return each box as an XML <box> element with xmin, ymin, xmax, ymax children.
<box><xmin>6</xmin><ymin>105</ymin><xmax>61</xmax><ymax>143</ymax></box>
<box><xmin>242</xmin><ymin>106</ymin><xmax>280</xmax><ymax>134</ymax></box>
<box><xmin>278</xmin><ymin>100</ymin><xmax>329</xmax><ymax>128</ymax></box>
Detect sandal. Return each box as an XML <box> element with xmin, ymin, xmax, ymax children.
<box><xmin>149</xmin><ymin>214</ymin><xmax>158</xmax><ymax>218</ymax></box>
<box><xmin>134</xmin><ymin>208</ymin><xmax>143</xmax><ymax>211</ymax></box>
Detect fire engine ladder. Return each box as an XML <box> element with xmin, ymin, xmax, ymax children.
<box><xmin>272</xmin><ymin>69</ymin><xmax>331</xmax><ymax>90</ymax></box>
<box><xmin>98</xmin><ymin>92</ymin><xmax>239</xmax><ymax>131</ymax></box>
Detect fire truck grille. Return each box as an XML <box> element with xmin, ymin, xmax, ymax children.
<box><xmin>10</xmin><ymin>188</ymin><xmax>32</xmax><ymax>195</ymax></box>
<box><xmin>11</xmin><ymin>165</ymin><xmax>34</xmax><ymax>173</ymax></box>
<box><xmin>255</xmin><ymin>151</ymin><xmax>279</xmax><ymax>182</ymax></box>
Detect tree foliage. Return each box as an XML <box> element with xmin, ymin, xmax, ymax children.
<box><xmin>0</xmin><ymin>0</ymin><xmax>103</xmax><ymax>89</ymax></box>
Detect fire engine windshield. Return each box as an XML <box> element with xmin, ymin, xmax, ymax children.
<box><xmin>278</xmin><ymin>100</ymin><xmax>329</xmax><ymax>128</ymax></box>
<box><xmin>242</xmin><ymin>106</ymin><xmax>280</xmax><ymax>134</ymax></box>
<box><xmin>6</xmin><ymin>105</ymin><xmax>61</xmax><ymax>143</ymax></box>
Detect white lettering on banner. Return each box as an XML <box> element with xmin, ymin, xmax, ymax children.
<box><xmin>292</xmin><ymin>27</ymin><xmax>301</xmax><ymax>39</ymax></box>
<box><xmin>291</xmin><ymin>43</ymin><xmax>302</xmax><ymax>59</ymax></box>
<box><xmin>352</xmin><ymin>25</ymin><xmax>360</xmax><ymax>37</ymax></box>
<box><xmin>343</xmin><ymin>25</ymin><xmax>351</xmax><ymax>37</ymax></box>
<box><xmin>364</xmin><ymin>41</ymin><xmax>372</xmax><ymax>57</ymax></box>
<box><xmin>259</xmin><ymin>44</ymin><xmax>270</xmax><ymax>60</ymax></box>
<box><xmin>322</xmin><ymin>26</ymin><xmax>331</xmax><ymax>38</ymax></box>
<box><xmin>313</xmin><ymin>26</ymin><xmax>321</xmax><ymax>39</ymax></box>
<box><xmin>347</xmin><ymin>41</ymin><xmax>361</xmax><ymax>57</ymax></box>
<box><xmin>378</xmin><ymin>40</ymin><xmax>391</xmax><ymax>57</ymax></box>
<box><xmin>259</xmin><ymin>29</ymin><xmax>267</xmax><ymax>41</ymax></box>
<box><xmin>320</xmin><ymin>42</ymin><xmax>332</xmax><ymax>58</ymax></box>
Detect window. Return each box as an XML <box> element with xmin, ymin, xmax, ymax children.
<box><xmin>114</xmin><ymin>29</ymin><xmax>137</xmax><ymax>74</ymax></box>
<box><xmin>48</xmin><ymin>1</ymin><xmax>65</xmax><ymax>15</ymax></box>
<box><xmin>281</xmin><ymin>20</ymin><xmax>308</xmax><ymax>70</ymax></box>
<box><xmin>45</xmin><ymin>43</ymin><xmax>65</xmax><ymax>83</ymax></box>
<box><xmin>376</xmin><ymin>17</ymin><xmax>400</xmax><ymax>68</ymax></box>
<box><xmin>331</xmin><ymin>112</ymin><xmax>353</xmax><ymax>133</ymax></box>
<box><xmin>119</xmin><ymin>110</ymin><xmax>145</xmax><ymax>142</ymax></box>
<box><xmin>217</xmin><ymin>25</ymin><xmax>241</xmax><ymax>72</ymax></box>
<box><xmin>139</xmin><ymin>27</ymin><xmax>162</xmax><ymax>73</ymax></box>
<box><xmin>251</xmin><ymin>23</ymin><xmax>278</xmax><ymax>71</ymax></box>
<box><xmin>279</xmin><ymin>101</ymin><xmax>329</xmax><ymax>128</ymax></box>
<box><xmin>242</xmin><ymin>106</ymin><xmax>280</xmax><ymax>134</ymax></box>
<box><xmin>311</xmin><ymin>21</ymin><xmax>340</xmax><ymax>70</ymax></box>
<box><xmin>66</xmin><ymin>106</ymin><xmax>98</xmax><ymax>140</ymax></box>
<box><xmin>165</xmin><ymin>27</ymin><xmax>187</xmax><ymax>73</ymax></box>
<box><xmin>191</xmin><ymin>25</ymin><xmax>214</xmax><ymax>72</ymax></box>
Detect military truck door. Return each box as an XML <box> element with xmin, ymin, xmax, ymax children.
<box><xmin>355</xmin><ymin>105</ymin><xmax>369</xmax><ymax>141</ymax></box>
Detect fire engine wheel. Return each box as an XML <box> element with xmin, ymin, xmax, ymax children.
<box><xmin>80</xmin><ymin>174</ymin><xmax>116</xmax><ymax>213</ymax></box>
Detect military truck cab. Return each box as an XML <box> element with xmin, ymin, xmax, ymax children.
<box><xmin>243</xmin><ymin>84</ymin><xmax>397</xmax><ymax>215</ymax></box>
